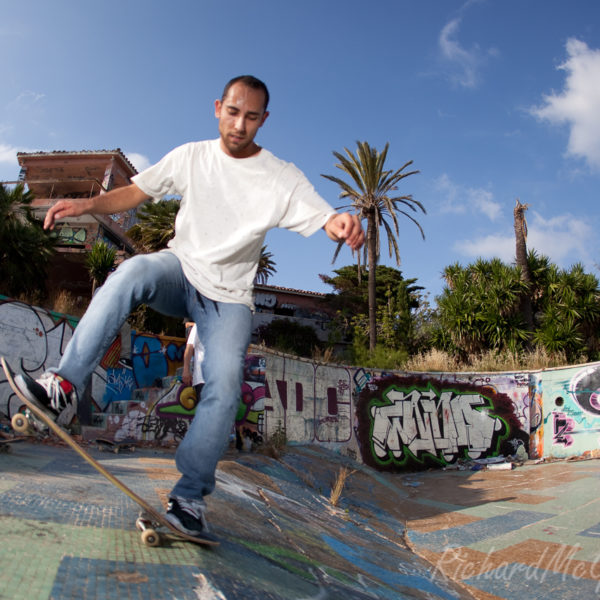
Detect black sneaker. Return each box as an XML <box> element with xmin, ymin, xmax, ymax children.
<box><xmin>166</xmin><ymin>496</ymin><xmax>216</xmax><ymax>540</ymax></box>
<box><xmin>14</xmin><ymin>371</ymin><xmax>78</xmax><ymax>423</ymax></box>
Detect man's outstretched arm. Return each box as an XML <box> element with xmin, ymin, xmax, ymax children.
<box><xmin>323</xmin><ymin>213</ymin><xmax>365</xmax><ymax>252</ymax></box>
<box><xmin>44</xmin><ymin>183</ymin><xmax>150</xmax><ymax>230</ymax></box>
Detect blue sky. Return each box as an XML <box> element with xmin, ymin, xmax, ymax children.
<box><xmin>2</xmin><ymin>0</ymin><xmax>600</xmax><ymax>303</ymax></box>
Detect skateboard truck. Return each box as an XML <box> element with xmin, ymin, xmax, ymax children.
<box><xmin>136</xmin><ymin>514</ymin><xmax>161</xmax><ymax>547</ymax></box>
<box><xmin>11</xmin><ymin>409</ymin><xmax>49</xmax><ymax>436</ymax></box>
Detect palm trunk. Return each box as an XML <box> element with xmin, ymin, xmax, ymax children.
<box><xmin>514</xmin><ymin>199</ymin><xmax>534</xmax><ymax>341</ymax></box>
<box><xmin>367</xmin><ymin>215</ymin><xmax>377</xmax><ymax>351</ymax></box>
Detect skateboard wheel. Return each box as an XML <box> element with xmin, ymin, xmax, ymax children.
<box><xmin>141</xmin><ymin>528</ymin><xmax>160</xmax><ymax>547</ymax></box>
<box><xmin>11</xmin><ymin>413</ymin><xmax>30</xmax><ymax>434</ymax></box>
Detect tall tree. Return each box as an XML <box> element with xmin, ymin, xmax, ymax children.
<box><xmin>322</xmin><ymin>141</ymin><xmax>424</xmax><ymax>350</ymax></box>
<box><xmin>514</xmin><ymin>199</ymin><xmax>534</xmax><ymax>338</ymax></box>
<box><xmin>0</xmin><ymin>183</ymin><xmax>55</xmax><ymax>298</ymax></box>
<box><xmin>320</xmin><ymin>264</ymin><xmax>423</xmax><ymax>352</ymax></box>
<box><xmin>86</xmin><ymin>240</ymin><xmax>117</xmax><ymax>294</ymax></box>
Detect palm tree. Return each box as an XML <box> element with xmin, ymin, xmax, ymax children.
<box><xmin>127</xmin><ymin>199</ymin><xmax>181</xmax><ymax>253</ymax></box>
<box><xmin>513</xmin><ymin>199</ymin><xmax>534</xmax><ymax>339</ymax></box>
<box><xmin>86</xmin><ymin>240</ymin><xmax>117</xmax><ymax>294</ymax></box>
<box><xmin>255</xmin><ymin>245</ymin><xmax>277</xmax><ymax>284</ymax></box>
<box><xmin>0</xmin><ymin>183</ymin><xmax>55</xmax><ymax>298</ymax></box>
<box><xmin>322</xmin><ymin>141</ymin><xmax>425</xmax><ymax>350</ymax></box>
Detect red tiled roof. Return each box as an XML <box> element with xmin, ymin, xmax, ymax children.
<box><xmin>17</xmin><ymin>149</ymin><xmax>138</xmax><ymax>174</ymax></box>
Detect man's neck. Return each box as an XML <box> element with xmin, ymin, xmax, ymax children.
<box><xmin>219</xmin><ymin>138</ymin><xmax>262</xmax><ymax>159</ymax></box>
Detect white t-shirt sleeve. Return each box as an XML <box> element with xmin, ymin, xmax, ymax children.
<box><xmin>276</xmin><ymin>164</ymin><xmax>336</xmax><ymax>237</ymax></box>
<box><xmin>131</xmin><ymin>145</ymin><xmax>185</xmax><ymax>200</ymax></box>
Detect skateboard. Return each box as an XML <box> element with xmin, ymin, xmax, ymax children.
<box><xmin>0</xmin><ymin>437</ymin><xmax>25</xmax><ymax>453</ymax></box>
<box><xmin>96</xmin><ymin>437</ymin><xmax>137</xmax><ymax>454</ymax></box>
<box><xmin>1</xmin><ymin>357</ymin><xmax>218</xmax><ymax>548</ymax></box>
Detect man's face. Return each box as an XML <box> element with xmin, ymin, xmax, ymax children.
<box><xmin>215</xmin><ymin>82</ymin><xmax>269</xmax><ymax>158</ymax></box>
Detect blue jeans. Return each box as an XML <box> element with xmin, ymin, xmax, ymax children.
<box><xmin>53</xmin><ymin>251</ymin><xmax>252</xmax><ymax>500</ymax></box>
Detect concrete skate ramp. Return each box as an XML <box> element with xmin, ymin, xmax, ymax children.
<box><xmin>2</xmin><ymin>440</ymin><xmax>598</xmax><ymax>599</ymax></box>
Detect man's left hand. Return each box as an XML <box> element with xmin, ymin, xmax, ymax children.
<box><xmin>324</xmin><ymin>213</ymin><xmax>365</xmax><ymax>251</ymax></box>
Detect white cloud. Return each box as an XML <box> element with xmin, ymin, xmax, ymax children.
<box><xmin>470</xmin><ymin>188</ymin><xmax>501</xmax><ymax>221</ymax></box>
<box><xmin>453</xmin><ymin>211</ymin><xmax>594</xmax><ymax>268</ymax></box>
<box><xmin>0</xmin><ymin>143</ymin><xmax>23</xmax><ymax>182</ymax></box>
<box><xmin>438</xmin><ymin>17</ymin><xmax>497</xmax><ymax>89</ymax></box>
<box><xmin>527</xmin><ymin>211</ymin><xmax>593</xmax><ymax>265</ymax></box>
<box><xmin>6</xmin><ymin>91</ymin><xmax>45</xmax><ymax>112</ymax></box>
<box><xmin>0</xmin><ymin>143</ymin><xmax>19</xmax><ymax>164</ymax></box>
<box><xmin>125</xmin><ymin>152</ymin><xmax>151</xmax><ymax>173</ymax></box>
<box><xmin>434</xmin><ymin>174</ymin><xmax>501</xmax><ymax>221</ymax></box>
<box><xmin>530</xmin><ymin>38</ymin><xmax>600</xmax><ymax>170</ymax></box>
<box><xmin>454</xmin><ymin>234</ymin><xmax>515</xmax><ymax>262</ymax></box>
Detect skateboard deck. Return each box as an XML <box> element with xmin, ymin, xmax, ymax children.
<box><xmin>96</xmin><ymin>437</ymin><xmax>137</xmax><ymax>454</ymax></box>
<box><xmin>0</xmin><ymin>437</ymin><xmax>25</xmax><ymax>453</ymax></box>
<box><xmin>1</xmin><ymin>357</ymin><xmax>218</xmax><ymax>547</ymax></box>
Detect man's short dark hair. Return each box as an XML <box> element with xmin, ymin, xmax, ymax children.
<box><xmin>222</xmin><ymin>75</ymin><xmax>270</xmax><ymax>112</ymax></box>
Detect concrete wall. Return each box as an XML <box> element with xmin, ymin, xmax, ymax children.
<box><xmin>1</xmin><ymin>297</ymin><xmax>599</xmax><ymax>469</ymax></box>
<box><xmin>261</xmin><ymin>351</ymin><xmax>600</xmax><ymax>468</ymax></box>
<box><xmin>0</xmin><ymin>296</ymin><xmax>188</xmax><ymax>416</ymax></box>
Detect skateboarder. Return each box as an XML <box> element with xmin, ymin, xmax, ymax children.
<box><xmin>12</xmin><ymin>74</ymin><xmax>364</xmax><ymax>539</ymax></box>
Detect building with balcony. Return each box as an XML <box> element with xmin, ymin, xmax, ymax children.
<box><xmin>14</xmin><ymin>149</ymin><xmax>139</xmax><ymax>300</ymax></box>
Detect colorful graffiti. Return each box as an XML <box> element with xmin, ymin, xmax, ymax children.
<box><xmin>540</xmin><ymin>365</ymin><xmax>600</xmax><ymax>459</ymax></box>
<box><xmin>102</xmin><ymin>355</ymin><xmax>267</xmax><ymax>444</ymax></box>
<box><xmin>355</xmin><ymin>376</ymin><xmax>525</xmax><ymax>470</ymax></box>
<box><xmin>1</xmin><ymin>297</ymin><xmax>599</xmax><ymax>466</ymax></box>
<box><xmin>0</xmin><ymin>296</ymin><xmax>188</xmax><ymax>417</ymax></box>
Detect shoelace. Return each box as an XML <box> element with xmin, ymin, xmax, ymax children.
<box><xmin>37</xmin><ymin>374</ymin><xmax>68</xmax><ymax>412</ymax></box>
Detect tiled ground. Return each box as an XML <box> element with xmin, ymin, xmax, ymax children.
<box><xmin>0</xmin><ymin>439</ymin><xmax>598</xmax><ymax>600</ymax></box>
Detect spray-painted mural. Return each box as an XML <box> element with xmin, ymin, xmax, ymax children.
<box><xmin>0</xmin><ymin>297</ymin><xmax>188</xmax><ymax>419</ymax></box>
<box><xmin>102</xmin><ymin>355</ymin><xmax>267</xmax><ymax>444</ymax></box>
<box><xmin>539</xmin><ymin>364</ymin><xmax>600</xmax><ymax>459</ymax></box>
<box><xmin>355</xmin><ymin>375</ymin><xmax>525</xmax><ymax>471</ymax></box>
<box><xmin>263</xmin><ymin>350</ymin><xmax>599</xmax><ymax>467</ymax></box>
<box><xmin>1</xmin><ymin>298</ymin><xmax>599</xmax><ymax>468</ymax></box>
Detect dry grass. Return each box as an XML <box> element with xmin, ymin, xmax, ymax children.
<box><xmin>329</xmin><ymin>466</ymin><xmax>355</xmax><ymax>507</ymax></box>
<box><xmin>312</xmin><ymin>345</ymin><xmax>335</xmax><ymax>363</ymax></box>
<box><xmin>257</xmin><ymin>422</ymin><xmax>287</xmax><ymax>459</ymax></box>
<box><xmin>49</xmin><ymin>289</ymin><xmax>87</xmax><ymax>317</ymax></box>
<box><xmin>404</xmin><ymin>347</ymin><xmax>571</xmax><ymax>372</ymax></box>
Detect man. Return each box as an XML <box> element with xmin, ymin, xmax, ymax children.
<box><xmin>181</xmin><ymin>322</ymin><xmax>205</xmax><ymax>401</ymax></box>
<box><xmin>13</xmin><ymin>75</ymin><xmax>364</xmax><ymax>540</ymax></box>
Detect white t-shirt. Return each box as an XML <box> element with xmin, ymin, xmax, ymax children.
<box><xmin>132</xmin><ymin>139</ymin><xmax>336</xmax><ymax>308</ymax></box>
<box><xmin>186</xmin><ymin>325</ymin><xmax>205</xmax><ymax>386</ymax></box>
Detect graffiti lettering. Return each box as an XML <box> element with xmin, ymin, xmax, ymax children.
<box><xmin>353</xmin><ymin>368</ymin><xmax>371</xmax><ymax>393</ymax></box>
<box><xmin>369</xmin><ymin>386</ymin><xmax>504</xmax><ymax>464</ymax></box>
<box><xmin>553</xmin><ymin>412</ymin><xmax>575</xmax><ymax>447</ymax></box>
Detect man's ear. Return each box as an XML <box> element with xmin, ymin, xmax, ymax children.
<box><xmin>214</xmin><ymin>99</ymin><xmax>222</xmax><ymax>118</ymax></box>
<box><xmin>260</xmin><ymin>111</ymin><xmax>270</xmax><ymax>127</ymax></box>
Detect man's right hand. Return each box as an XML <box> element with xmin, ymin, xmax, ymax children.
<box><xmin>44</xmin><ymin>183</ymin><xmax>150</xmax><ymax>230</ymax></box>
<box><xmin>44</xmin><ymin>199</ymin><xmax>91</xmax><ymax>230</ymax></box>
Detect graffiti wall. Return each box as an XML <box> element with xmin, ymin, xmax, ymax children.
<box><xmin>101</xmin><ymin>355</ymin><xmax>266</xmax><ymax>445</ymax></box>
<box><xmin>262</xmin><ymin>349</ymin><xmax>599</xmax><ymax>468</ymax></box>
<box><xmin>1</xmin><ymin>298</ymin><xmax>599</xmax><ymax>469</ymax></box>
<box><xmin>356</xmin><ymin>374</ymin><xmax>526</xmax><ymax>471</ymax></box>
<box><xmin>0</xmin><ymin>296</ymin><xmax>187</xmax><ymax>419</ymax></box>
<box><xmin>540</xmin><ymin>363</ymin><xmax>600</xmax><ymax>459</ymax></box>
